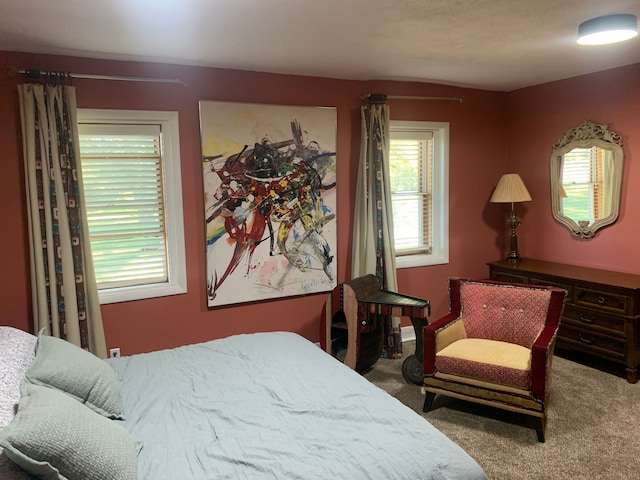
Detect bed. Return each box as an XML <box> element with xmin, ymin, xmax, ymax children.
<box><xmin>0</xmin><ymin>326</ymin><xmax>487</xmax><ymax>479</ymax></box>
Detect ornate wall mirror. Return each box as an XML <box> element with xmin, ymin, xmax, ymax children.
<box><xmin>550</xmin><ymin>121</ymin><xmax>624</xmax><ymax>238</ymax></box>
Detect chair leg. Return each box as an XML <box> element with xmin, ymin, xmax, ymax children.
<box><xmin>423</xmin><ymin>391</ymin><xmax>436</xmax><ymax>412</ymax></box>
<box><xmin>535</xmin><ymin>417</ymin><xmax>545</xmax><ymax>443</ymax></box>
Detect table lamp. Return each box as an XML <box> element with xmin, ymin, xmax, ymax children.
<box><xmin>490</xmin><ymin>173</ymin><xmax>532</xmax><ymax>261</ymax></box>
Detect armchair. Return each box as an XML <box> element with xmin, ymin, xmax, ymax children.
<box><xmin>422</xmin><ymin>278</ymin><xmax>566</xmax><ymax>442</ymax></box>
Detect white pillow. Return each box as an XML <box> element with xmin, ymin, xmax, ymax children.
<box><xmin>0</xmin><ymin>326</ymin><xmax>37</xmax><ymax>480</ymax></box>
<box><xmin>0</xmin><ymin>327</ymin><xmax>36</xmax><ymax>430</ymax></box>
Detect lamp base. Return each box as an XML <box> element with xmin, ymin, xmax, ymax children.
<box><xmin>506</xmin><ymin>210</ymin><xmax>521</xmax><ymax>262</ymax></box>
<box><xmin>506</xmin><ymin>252</ymin><xmax>522</xmax><ymax>263</ymax></box>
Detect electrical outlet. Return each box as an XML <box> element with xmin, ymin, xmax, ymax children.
<box><xmin>109</xmin><ymin>348</ymin><xmax>121</xmax><ymax>358</ymax></box>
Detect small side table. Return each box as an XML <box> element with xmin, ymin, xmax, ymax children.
<box><xmin>320</xmin><ymin>274</ymin><xmax>429</xmax><ymax>384</ymax></box>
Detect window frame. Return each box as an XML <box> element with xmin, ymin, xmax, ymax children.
<box><xmin>389</xmin><ymin>120</ymin><xmax>449</xmax><ymax>269</ymax></box>
<box><xmin>77</xmin><ymin>109</ymin><xmax>187</xmax><ymax>304</ymax></box>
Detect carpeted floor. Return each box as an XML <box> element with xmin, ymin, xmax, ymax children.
<box><xmin>364</xmin><ymin>342</ymin><xmax>640</xmax><ymax>480</ymax></box>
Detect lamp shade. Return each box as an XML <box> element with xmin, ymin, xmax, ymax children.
<box><xmin>577</xmin><ymin>14</ymin><xmax>638</xmax><ymax>45</ymax></box>
<box><xmin>490</xmin><ymin>174</ymin><xmax>532</xmax><ymax>203</ymax></box>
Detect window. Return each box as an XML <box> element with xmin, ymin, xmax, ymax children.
<box><xmin>388</xmin><ymin>121</ymin><xmax>449</xmax><ymax>268</ymax></box>
<box><xmin>77</xmin><ymin>109</ymin><xmax>186</xmax><ymax>304</ymax></box>
<box><xmin>561</xmin><ymin>146</ymin><xmax>605</xmax><ymax>224</ymax></box>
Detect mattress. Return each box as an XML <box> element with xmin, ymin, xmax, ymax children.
<box><xmin>107</xmin><ymin>331</ymin><xmax>487</xmax><ymax>479</ymax></box>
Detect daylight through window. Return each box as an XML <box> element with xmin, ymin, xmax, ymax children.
<box><xmin>78</xmin><ymin>110</ymin><xmax>186</xmax><ymax>304</ymax></box>
<box><xmin>389</xmin><ymin>121</ymin><xmax>449</xmax><ymax>268</ymax></box>
<box><xmin>561</xmin><ymin>146</ymin><xmax>603</xmax><ymax>224</ymax></box>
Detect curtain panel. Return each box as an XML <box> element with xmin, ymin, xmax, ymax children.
<box><xmin>352</xmin><ymin>103</ymin><xmax>398</xmax><ymax>289</ymax></box>
<box><xmin>351</xmin><ymin>103</ymin><xmax>401</xmax><ymax>357</ymax></box>
<box><xmin>18</xmin><ymin>83</ymin><xmax>107</xmax><ymax>357</ymax></box>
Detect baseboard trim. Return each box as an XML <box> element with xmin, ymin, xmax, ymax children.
<box><xmin>401</xmin><ymin>325</ymin><xmax>415</xmax><ymax>343</ymax></box>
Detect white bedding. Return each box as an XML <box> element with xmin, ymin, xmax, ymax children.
<box><xmin>107</xmin><ymin>331</ymin><xmax>487</xmax><ymax>480</ymax></box>
<box><xmin>0</xmin><ymin>327</ymin><xmax>36</xmax><ymax>480</ymax></box>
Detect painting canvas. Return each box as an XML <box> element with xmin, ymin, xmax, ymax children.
<box><xmin>199</xmin><ymin>101</ymin><xmax>337</xmax><ymax>307</ymax></box>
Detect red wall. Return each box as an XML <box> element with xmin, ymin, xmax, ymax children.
<box><xmin>12</xmin><ymin>49</ymin><xmax>628</xmax><ymax>355</ymax></box>
<box><xmin>506</xmin><ymin>63</ymin><xmax>640</xmax><ymax>274</ymax></box>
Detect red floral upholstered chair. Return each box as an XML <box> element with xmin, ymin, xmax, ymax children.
<box><xmin>422</xmin><ymin>278</ymin><xmax>566</xmax><ymax>442</ymax></box>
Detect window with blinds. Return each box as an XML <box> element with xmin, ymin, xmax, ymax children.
<box><xmin>79</xmin><ymin>124</ymin><xmax>168</xmax><ymax>288</ymax></box>
<box><xmin>77</xmin><ymin>109</ymin><xmax>186</xmax><ymax>304</ymax></box>
<box><xmin>389</xmin><ymin>132</ymin><xmax>433</xmax><ymax>255</ymax></box>
<box><xmin>389</xmin><ymin>120</ymin><xmax>449</xmax><ymax>269</ymax></box>
<box><xmin>561</xmin><ymin>146</ymin><xmax>602</xmax><ymax>223</ymax></box>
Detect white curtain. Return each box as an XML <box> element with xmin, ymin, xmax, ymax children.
<box><xmin>352</xmin><ymin>103</ymin><xmax>398</xmax><ymax>290</ymax></box>
<box><xmin>18</xmin><ymin>82</ymin><xmax>107</xmax><ymax>357</ymax></box>
<box><xmin>351</xmin><ymin>103</ymin><xmax>401</xmax><ymax>356</ymax></box>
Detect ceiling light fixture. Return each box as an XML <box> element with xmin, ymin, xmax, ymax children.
<box><xmin>577</xmin><ymin>14</ymin><xmax>638</xmax><ymax>45</ymax></box>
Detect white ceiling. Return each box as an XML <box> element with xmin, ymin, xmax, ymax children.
<box><xmin>1</xmin><ymin>0</ymin><xmax>639</xmax><ymax>91</ymax></box>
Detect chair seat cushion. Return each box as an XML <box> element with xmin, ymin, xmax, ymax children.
<box><xmin>435</xmin><ymin>338</ymin><xmax>531</xmax><ymax>389</ymax></box>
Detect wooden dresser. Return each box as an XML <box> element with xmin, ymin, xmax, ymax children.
<box><xmin>488</xmin><ymin>259</ymin><xmax>640</xmax><ymax>383</ymax></box>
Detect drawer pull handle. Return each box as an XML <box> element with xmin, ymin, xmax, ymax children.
<box><xmin>597</xmin><ymin>296</ymin><xmax>606</xmax><ymax>305</ymax></box>
<box><xmin>579</xmin><ymin>313</ymin><xmax>596</xmax><ymax>324</ymax></box>
<box><xmin>579</xmin><ymin>334</ymin><xmax>596</xmax><ymax>345</ymax></box>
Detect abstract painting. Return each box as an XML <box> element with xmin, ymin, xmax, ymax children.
<box><xmin>199</xmin><ymin>101</ymin><xmax>337</xmax><ymax>307</ymax></box>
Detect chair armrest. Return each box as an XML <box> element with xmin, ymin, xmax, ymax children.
<box><xmin>423</xmin><ymin>312</ymin><xmax>465</xmax><ymax>375</ymax></box>
<box><xmin>530</xmin><ymin>323</ymin><xmax>559</xmax><ymax>400</ymax></box>
<box><xmin>530</xmin><ymin>288</ymin><xmax>566</xmax><ymax>401</ymax></box>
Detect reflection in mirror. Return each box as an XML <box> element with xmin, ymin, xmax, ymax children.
<box><xmin>550</xmin><ymin>121</ymin><xmax>624</xmax><ymax>238</ymax></box>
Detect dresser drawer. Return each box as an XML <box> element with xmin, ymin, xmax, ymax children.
<box><xmin>490</xmin><ymin>271</ymin><xmax>529</xmax><ymax>284</ymax></box>
<box><xmin>528</xmin><ymin>278</ymin><xmax>572</xmax><ymax>297</ymax></box>
<box><xmin>574</xmin><ymin>286</ymin><xmax>628</xmax><ymax>315</ymax></box>
<box><xmin>557</xmin><ymin>324</ymin><xmax>626</xmax><ymax>358</ymax></box>
<box><xmin>561</xmin><ymin>305</ymin><xmax>625</xmax><ymax>336</ymax></box>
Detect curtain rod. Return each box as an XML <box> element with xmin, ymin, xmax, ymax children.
<box><xmin>17</xmin><ymin>69</ymin><xmax>186</xmax><ymax>86</ymax></box>
<box><xmin>362</xmin><ymin>93</ymin><xmax>464</xmax><ymax>103</ymax></box>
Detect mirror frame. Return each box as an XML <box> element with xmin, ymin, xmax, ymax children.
<box><xmin>550</xmin><ymin>121</ymin><xmax>624</xmax><ymax>239</ymax></box>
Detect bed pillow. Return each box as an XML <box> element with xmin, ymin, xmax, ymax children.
<box><xmin>0</xmin><ymin>327</ymin><xmax>37</xmax><ymax>430</ymax></box>
<box><xmin>0</xmin><ymin>383</ymin><xmax>141</xmax><ymax>480</ymax></box>
<box><xmin>0</xmin><ymin>326</ymin><xmax>37</xmax><ymax>429</ymax></box>
<box><xmin>1</xmin><ymin>327</ymin><xmax>37</xmax><ymax>480</ymax></box>
<box><xmin>24</xmin><ymin>333</ymin><xmax>124</xmax><ymax>420</ymax></box>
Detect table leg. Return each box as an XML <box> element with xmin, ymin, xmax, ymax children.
<box><xmin>402</xmin><ymin>316</ymin><xmax>428</xmax><ymax>385</ymax></box>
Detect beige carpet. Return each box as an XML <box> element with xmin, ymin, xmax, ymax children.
<box><xmin>364</xmin><ymin>342</ymin><xmax>640</xmax><ymax>480</ymax></box>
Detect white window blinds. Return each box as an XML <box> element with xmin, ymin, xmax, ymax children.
<box><xmin>389</xmin><ymin>132</ymin><xmax>433</xmax><ymax>255</ymax></box>
<box><xmin>79</xmin><ymin>123</ymin><xmax>168</xmax><ymax>289</ymax></box>
<box><xmin>561</xmin><ymin>146</ymin><xmax>602</xmax><ymax>222</ymax></box>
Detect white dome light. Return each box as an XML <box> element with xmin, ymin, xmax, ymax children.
<box><xmin>577</xmin><ymin>14</ymin><xmax>638</xmax><ymax>45</ymax></box>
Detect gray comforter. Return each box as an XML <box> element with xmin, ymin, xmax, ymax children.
<box><xmin>107</xmin><ymin>331</ymin><xmax>487</xmax><ymax>480</ymax></box>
